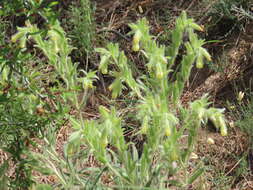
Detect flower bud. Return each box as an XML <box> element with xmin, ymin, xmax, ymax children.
<box><xmin>190</xmin><ymin>23</ymin><xmax>204</xmax><ymax>32</ymax></box>
<box><xmin>207</xmin><ymin>137</ymin><xmax>215</xmax><ymax>145</ymax></box>
<box><xmin>170</xmin><ymin>149</ymin><xmax>179</xmax><ymax>161</ymax></box>
<box><xmin>138</xmin><ymin>5</ymin><xmax>143</xmax><ymax>14</ymax></box>
<box><xmin>164</xmin><ymin>125</ymin><xmax>171</xmax><ymax>137</ymax></box>
<box><xmin>132</xmin><ymin>43</ymin><xmax>140</xmax><ymax>52</ymax></box>
<box><xmin>201</xmin><ymin>48</ymin><xmax>212</xmax><ymax>61</ymax></box>
<box><xmin>196</xmin><ymin>55</ymin><xmax>203</xmax><ymax>69</ymax></box>
<box><xmin>99</xmin><ymin>56</ymin><xmax>109</xmax><ymax>74</ymax></box>
<box><xmin>141</xmin><ymin>117</ymin><xmax>148</xmax><ymax>134</ymax></box>
<box><xmin>156</xmin><ymin>71</ymin><xmax>164</xmax><ymax>79</ymax></box>
<box><xmin>217</xmin><ymin>117</ymin><xmax>227</xmax><ymax>136</ymax></box>
<box><xmin>133</xmin><ymin>30</ymin><xmax>142</xmax><ymax>44</ymax></box>
<box><xmin>190</xmin><ymin>152</ymin><xmax>198</xmax><ymax>160</ymax></box>
<box><xmin>156</xmin><ymin>64</ymin><xmax>164</xmax><ymax>79</ymax></box>
<box><xmin>229</xmin><ymin>121</ymin><xmax>235</xmax><ymax>128</ymax></box>
<box><xmin>220</xmin><ymin>124</ymin><xmax>227</xmax><ymax>136</ymax></box>
<box><xmin>237</xmin><ymin>91</ymin><xmax>245</xmax><ymax>102</ymax></box>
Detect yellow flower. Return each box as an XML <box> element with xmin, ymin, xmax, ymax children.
<box><xmin>133</xmin><ymin>30</ymin><xmax>142</xmax><ymax>44</ymax></box>
<box><xmin>229</xmin><ymin>121</ymin><xmax>235</xmax><ymax>128</ymax></box>
<box><xmin>170</xmin><ymin>149</ymin><xmax>179</xmax><ymax>161</ymax></box>
<box><xmin>132</xmin><ymin>43</ymin><xmax>140</xmax><ymax>52</ymax></box>
<box><xmin>132</xmin><ymin>30</ymin><xmax>142</xmax><ymax>51</ymax></box>
<box><xmin>237</xmin><ymin>91</ymin><xmax>245</xmax><ymax>102</ymax></box>
<box><xmin>207</xmin><ymin>137</ymin><xmax>215</xmax><ymax>145</ymax></box>
<box><xmin>164</xmin><ymin>125</ymin><xmax>171</xmax><ymax>137</ymax></box>
<box><xmin>190</xmin><ymin>152</ymin><xmax>198</xmax><ymax>160</ymax></box>
<box><xmin>140</xmin><ymin>116</ymin><xmax>149</xmax><ymax>134</ymax></box>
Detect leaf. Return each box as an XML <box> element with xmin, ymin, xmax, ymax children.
<box><xmin>99</xmin><ymin>106</ymin><xmax>110</xmax><ymax>118</ymax></box>
<box><xmin>48</xmin><ymin>1</ymin><xmax>59</xmax><ymax>7</ymax></box>
<box><xmin>68</xmin><ymin>130</ymin><xmax>82</xmax><ymax>142</ymax></box>
<box><xmin>95</xmin><ymin>47</ymin><xmax>109</xmax><ymax>55</ymax></box>
<box><xmin>200</xmin><ymin>47</ymin><xmax>212</xmax><ymax>61</ymax></box>
<box><xmin>11</xmin><ymin>30</ymin><xmax>27</xmax><ymax>43</ymax></box>
<box><xmin>98</xmin><ymin>55</ymin><xmax>110</xmax><ymax>74</ymax></box>
<box><xmin>0</xmin><ymin>95</ymin><xmax>9</xmax><ymax>103</ymax></box>
<box><xmin>196</xmin><ymin>54</ymin><xmax>204</xmax><ymax>69</ymax></box>
<box><xmin>109</xmin><ymin>78</ymin><xmax>123</xmax><ymax>99</ymax></box>
<box><xmin>132</xmin><ymin>43</ymin><xmax>140</xmax><ymax>52</ymax></box>
<box><xmin>0</xmin><ymin>162</ymin><xmax>8</xmax><ymax>177</ymax></box>
<box><xmin>33</xmin><ymin>184</ymin><xmax>53</xmax><ymax>190</ymax></box>
<box><xmin>187</xmin><ymin>167</ymin><xmax>205</xmax><ymax>184</ymax></box>
<box><xmin>189</xmin><ymin>23</ymin><xmax>204</xmax><ymax>32</ymax></box>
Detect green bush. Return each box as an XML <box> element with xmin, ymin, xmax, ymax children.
<box><xmin>8</xmin><ymin>8</ymin><xmax>97</xmax><ymax>189</ymax></box>
<box><xmin>16</xmin><ymin>12</ymin><xmax>228</xmax><ymax>189</ymax></box>
<box><xmin>1</xmin><ymin>1</ymin><xmax>228</xmax><ymax>188</ymax></box>
<box><xmin>0</xmin><ymin>1</ymin><xmax>67</xmax><ymax>189</ymax></box>
<box><xmin>66</xmin><ymin>0</ymin><xmax>95</xmax><ymax>58</ymax></box>
<box><xmin>0</xmin><ymin>28</ymin><xmax>60</xmax><ymax>190</ymax></box>
<box><xmin>207</xmin><ymin>0</ymin><xmax>251</xmax><ymax>38</ymax></box>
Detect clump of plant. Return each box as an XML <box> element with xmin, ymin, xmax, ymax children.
<box><xmin>0</xmin><ymin>26</ymin><xmax>61</xmax><ymax>190</ymax></box>
<box><xmin>206</xmin><ymin>0</ymin><xmax>250</xmax><ymax>39</ymax></box>
<box><xmin>37</xmin><ymin>12</ymin><xmax>227</xmax><ymax>189</ymax></box>
<box><xmin>86</xmin><ymin>12</ymin><xmax>227</xmax><ymax>188</ymax></box>
<box><xmin>9</xmin><ymin>10</ymin><xmax>228</xmax><ymax>189</ymax></box>
<box><xmin>228</xmin><ymin>90</ymin><xmax>253</xmax><ymax>138</ymax></box>
<box><xmin>0</xmin><ymin>0</ymin><xmax>24</xmax><ymax>16</ymax></box>
<box><xmin>8</xmin><ymin>10</ymin><xmax>97</xmax><ymax>189</ymax></box>
<box><xmin>65</xmin><ymin>0</ymin><xmax>95</xmax><ymax>63</ymax></box>
<box><xmin>0</xmin><ymin>49</ymin><xmax>60</xmax><ymax>189</ymax></box>
<box><xmin>0</xmin><ymin>1</ymin><xmax>78</xmax><ymax>189</ymax></box>
<box><xmin>212</xmin><ymin>0</ymin><xmax>249</xmax><ymax>19</ymax></box>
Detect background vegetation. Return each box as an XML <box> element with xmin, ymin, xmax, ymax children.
<box><xmin>0</xmin><ymin>0</ymin><xmax>252</xmax><ymax>189</ymax></box>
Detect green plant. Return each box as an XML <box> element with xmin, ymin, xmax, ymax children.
<box><xmin>211</xmin><ymin>170</ymin><xmax>233</xmax><ymax>190</ymax></box>
<box><xmin>65</xmin><ymin>0</ymin><xmax>95</xmax><ymax>61</ymax></box>
<box><xmin>8</xmin><ymin>10</ymin><xmax>228</xmax><ymax>189</ymax></box>
<box><xmin>0</xmin><ymin>0</ymin><xmax>58</xmax><ymax>19</ymax></box>
<box><xmin>9</xmin><ymin>11</ymin><xmax>98</xmax><ymax>189</ymax></box>
<box><xmin>88</xmin><ymin>13</ymin><xmax>226</xmax><ymax>188</ymax></box>
<box><xmin>0</xmin><ymin>33</ymin><xmax>56</xmax><ymax>190</ymax></box>
<box><xmin>231</xmin><ymin>5</ymin><xmax>253</xmax><ymax>20</ymax></box>
<box><xmin>0</xmin><ymin>0</ymin><xmax>24</xmax><ymax>16</ymax></box>
<box><xmin>206</xmin><ymin>0</ymin><xmax>250</xmax><ymax>38</ymax></box>
<box><xmin>29</xmin><ymin>11</ymin><xmax>227</xmax><ymax>189</ymax></box>
<box><xmin>0</xmin><ymin>31</ymin><xmax>67</xmax><ymax>190</ymax></box>
<box><xmin>212</xmin><ymin>0</ymin><xmax>249</xmax><ymax>19</ymax></box>
<box><xmin>0</xmin><ymin>1</ymin><xmax>76</xmax><ymax>189</ymax></box>
<box><xmin>226</xmin><ymin>89</ymin><xmax>253</xmax><ymax>138</ymax></box>
<box><xmin>207</xmin><ymin>154</ymin><xmax>249</xmax><ymax>190</ymax></box>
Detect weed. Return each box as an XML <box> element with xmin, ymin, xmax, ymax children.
<box><xmin>206</xmin><ymin>0</ymin><xmax>250</xmax><ymax>39</ymax></box>
<box><xmin>24</xmin><ymin>12</ymin><xmax>228</xmax><ymax>189</ymax></box>
<box><xmin>0</xmin><ymin>34</ymin><xmax>60</xmax><ymax>190</ymax></box>
<box><xmin>65</xmin><ymin>0</ymin><xmax>95</xmax><ymax>66</ymax></box>
<box><xmin>227</xmin><ymin>90</ymin><xmax>253</xmax><ymax>139</ymax></box>
<box><xmin>211</xmin><ymin>171</ymin><xmax>233</xmax><ymax>189</ymax></box>
<box><xmin>9</xmin><ymin>7</ymin><xmax>98</xmax><ymax>189</ymax></box>
<box><xmin>0</xmin><ymin>2</ymin><xmax>70</xmax><ymax>189</ymax></box>
<box><xmin>0</xmin><ymin>2</ymin><xmax>230</xmax><ymax>189</ymax></box>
